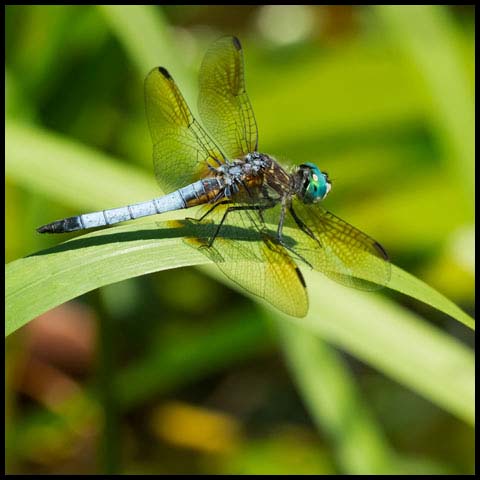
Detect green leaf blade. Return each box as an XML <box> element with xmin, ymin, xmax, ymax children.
<box><xmin>5</xmin><ymin>221</ymin><xmax>208</xmax><ymax>337</ymax></box>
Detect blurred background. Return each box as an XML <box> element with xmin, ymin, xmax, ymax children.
<box><xmin>5</xmin><ymin>5</ymin><xmax>474</xmax><ymax>474</ymax></box>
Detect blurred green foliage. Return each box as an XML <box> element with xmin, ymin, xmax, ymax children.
<box><xmin>5</xmin><ymin>5</ymin><xmax>474</xmax><ymax>475</ymax></box>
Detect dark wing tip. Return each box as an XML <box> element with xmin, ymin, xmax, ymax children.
<box><xmin>232</xmin><ymin>36</ymin><xmax>242</xmax><ymax>50</ymax></box>
<box><xmin>295</xmin><ymin>267</ymin><xmax>307</xmax><ymax>288</ymax></box>
<box><xmin>158</xmin><ymin>66</ymin><xmax>171</xmax><ymax>79</ymax></box>
<box><xmin>373</xmin><ymin>241</ymin><xmax>389</xmax><ymax>261</ymax></box>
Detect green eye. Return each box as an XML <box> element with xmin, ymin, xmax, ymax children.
<box><xmin>300</xmin><ymin>163</ymin><xmax>330</xmax><ymax>203</ymax></box>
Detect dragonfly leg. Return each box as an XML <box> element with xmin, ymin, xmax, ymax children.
<box><xmin>193</xmin><ymin>200</ymin><xmax>231</xmax><ymax>222</ymax></box>
<box><xmin>267</xmin><ymin>204</ymin><xmax>314</xmax><ymax>269</ymax></box>
<box><xmin>185</xmin><ymin>199</ymin><xmax>232</xmax><ymax>225</ymax></box>
<box><xmin>207</xmin><ymin>203</ymin><xmax>276</xmax><ymax>248</ymax></box>
<box><xmin>274</xmin><ymin>236</ymin><xmax>314</xmax><ymax>270</ymax></box>
<box><xmin>276</xmin><ymin>201</ymin><xmax>288</xmax><ymax>242</ymax></box>
<box><xmin>259</xmin><ymin>204</ymin><xmax>315</xmax><ymax>269</ymax></box>
<box><xmin>289</xmin><ymin>205</ymin><xmax>322</xmax><ymax>248</ymax></box>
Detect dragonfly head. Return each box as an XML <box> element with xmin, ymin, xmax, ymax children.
<box><xmin>296</xmin><ymin>163</ymin><xmax>331</xmax><ymax>204</ymax></box>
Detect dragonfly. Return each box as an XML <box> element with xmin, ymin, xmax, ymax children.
<box><xmin>37</xmin><ymin>35</ymin><xmax>391</xmax><ymax>317</ymax></box>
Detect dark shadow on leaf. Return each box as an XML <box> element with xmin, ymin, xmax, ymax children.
<box><xmin>29</xmin><ymin>219</ymin><xmax>297</xmax><ymax>257</ymax></box>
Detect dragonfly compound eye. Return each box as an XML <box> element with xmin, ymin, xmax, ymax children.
<box><xmin>299</xmin><ymin>163</ymin><xmax>330</xmax><ymax>203</ymax></box>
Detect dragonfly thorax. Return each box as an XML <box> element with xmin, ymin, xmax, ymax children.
<box><xmin>212</xmin><ymin>153</ymin><xmax>271</xmax><ymax>199</ymax></box>
<box><xmin>217</xmin><ymin>153</ymin><xmax>270</xmax><ymax>180</ymax></box>
<box><xmin>244</xmin><ymin>152</ymin><xmax>271</xmax><ymax>173</ymax></box>
<box><xmin>295</xmin><ymin>163</ymin><xmax>331</xmax><ymax>204</ymax></box>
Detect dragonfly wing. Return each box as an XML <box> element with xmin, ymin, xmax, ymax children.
<box><xmin>198</xmin><ymin>36</ymin><xmax>258</xmax><ymax>159</ymax></box>
<box><xmin>284</xmin><ymin>199</ymin><xmax>391</xmax><ymax>290</ymax></box>
<box><xmin>186</xmin><ymin>203</ymin><xmax>308</xmax><ymax>317</ymax></box>
<box><xmin>145</xmin><ymin>66</ymin><xmax>226</xmax><ymax>193</ymax></box>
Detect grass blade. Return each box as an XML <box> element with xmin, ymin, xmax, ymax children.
<box><xmin>277</xmin><ymin>321</ymin><xmax>395</xmax><ymax>474</ymax></box>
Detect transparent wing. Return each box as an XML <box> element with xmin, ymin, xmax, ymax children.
<box><xmin>279</xmin><ymin>199</ymin><xmax>391</xmax><ymax>290</ymax></box>
<box><xmin>198</xmin><ymin>36</ymin><xmax>258</xmax><ymax>159</ymax></box>
<box><xmin>185</xmin><ymin>202</ymin><xmax>308</xmax><ymax>318</ymax></box>
<box><xmin>145</xmin><ymin>66</ymin><xmax>226</xmax><ymax>193</ymax></box>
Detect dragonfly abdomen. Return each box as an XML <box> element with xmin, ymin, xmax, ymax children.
<box><xmin>181</xmin><ymin>177</ymin><xmax>223</xmax><ymax>206</ymax></box>
<box><xmin>37</xmin><ymin>179</ymin><xmax>220</xmax><ymax>234</ymax></box>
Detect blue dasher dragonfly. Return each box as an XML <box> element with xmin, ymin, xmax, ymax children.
<box><xmin>37</xmin><ymin>36</ymin><xmax>391</xmax><ymax>317</ymax></box>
